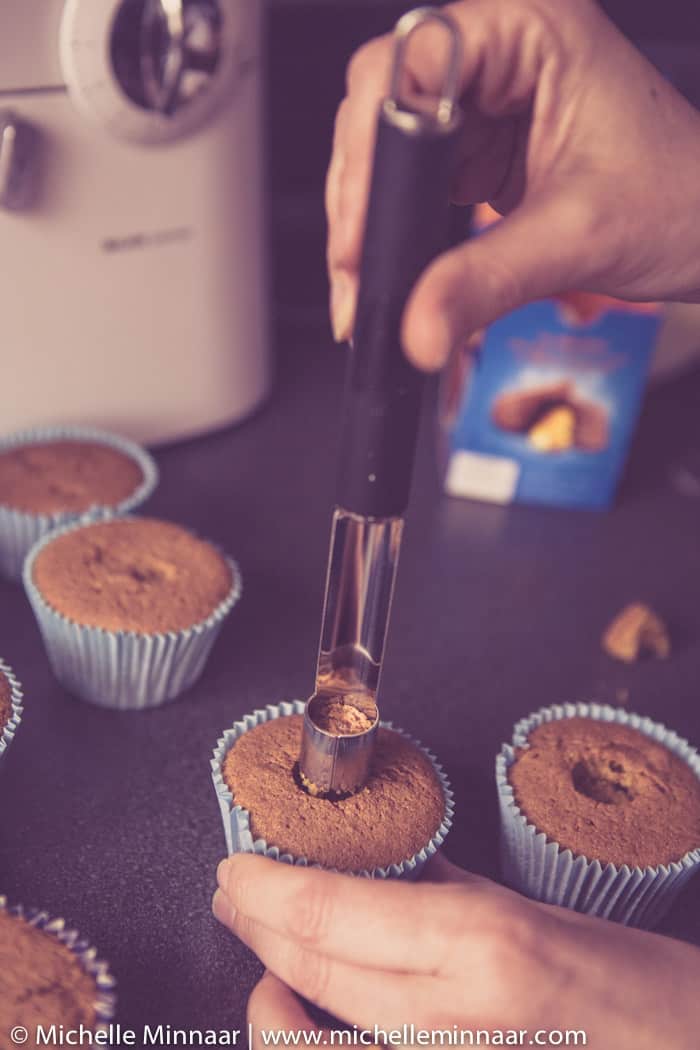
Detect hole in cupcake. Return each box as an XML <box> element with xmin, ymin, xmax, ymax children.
<box><xmin>129</xmin><ymin>567</ymin><xmax>155</xmax><ymax>583</ymax></box>
<box><xmin>572</xmin><ymin>759</ymin><xmax>636</xmax><ymax>805</ymax></box>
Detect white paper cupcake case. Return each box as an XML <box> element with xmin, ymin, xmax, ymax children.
<box><xmin>0</xmin><ymin>658</ymin><xmax>23</xmax><ymax>768</ymax></box>
<box><xmin>23</xmin><ymin>517</ymin><xmax>242</xmax><ymax>710</ymax></box>
<box><xmin>0</xmin><ymin>895</ymin><xmax>116</xmax><ymax>1029</ymax></box>
<box><xmin>211</xmin><ymin>700</ymin><xmax>455</xmax><ymax>880</ymax></box>
<box><xmin>497</xmin><ymin>702</ymin><xmax>700</xmax><ymax>928</ymax></box>
<box><xmin>0</xmin><ymin>425</ymin><xmax>159</xmax><ymax>580</ymax></box>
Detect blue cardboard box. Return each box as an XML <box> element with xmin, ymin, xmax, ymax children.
<box><xmin>442</xmin><ymin>291</ymin><xmax>662</xmax><ymax>510</ymax></box>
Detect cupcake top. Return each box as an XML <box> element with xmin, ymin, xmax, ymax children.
<box><xmin>509</xmin><ymin>717</ymin><xmax>700</xmax><ymax>869</ymax></box>
<box><xmin>223</xmin><ymin>714</ymin><xmax>445</xmax><ymax>871</ymax></box>
<box><xmin>32</xmin><ymin>517</ymin><xmax>233</xmax><ymax>634</ymax></box>
<box><xmin>0</xmin><ymin>910</ymin><xmax>98</xmax><ymax>1034</ymax></box>
<box><xmin>0</xmin><ymin>440</ymin><xmax>144</xmax><ymax>515</ymax></box>
<box><xmin>0</xmin><ymin>672</ymin><xmax>12</xmax><ymax>733</ymax></box>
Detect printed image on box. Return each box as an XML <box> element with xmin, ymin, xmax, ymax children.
<box><xmin>443</xmin><ymin>292</ymin><xmax>662</xmax><ymax>510</ymax></box>
<box><xmin>442</xmin><ymin>204</ymin><xmax>663</xmax><ymax>510</ymax></box>
<box><xmin>491</xmin><ymin>377</ymin><xmax>609</xmax><ymax>454</ymax></box>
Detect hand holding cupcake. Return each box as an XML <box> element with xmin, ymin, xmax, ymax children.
<box><xmin>214</xmin><ymin>850</ymin><xmax>700</xmax><ymax>1049</ymax></box>
<box><xmin>211</xmin><ymin>701</ymin><xmax>453</xmax><ymax>879</ymax></box>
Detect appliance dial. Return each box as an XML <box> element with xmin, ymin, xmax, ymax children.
<box><xmin>0</xmin><ymin>112</ymin><xmax>40</xmax><ymax>211</ymax></box>
<box><xmin>60</xmin><ymin>0</ymin><xmax>248</xmax><ymax>143</ymax></box>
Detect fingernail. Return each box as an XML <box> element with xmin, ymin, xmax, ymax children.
<box><xmin>216</xmin><ymin>858</ymin><xmax>229</xmax><ymax>889</ymax></box>
<box><xmin>212</xmin><ymin>887</ymin><xmax>236</xmax><ymax>927</ymax></box>
<box><xmin>434</xmin><ymin>307</ymin><xmax>457</xmax><ymax>368</ymax></box>
<box><xmin>404</xmin><ymin>314</ymin><xmax>453</xmax><ymax>373</ymax></box>
<box><xmin>330</xmin><ymin>273</ymin><xmax>353</xmax><ymax>343</ymax></box>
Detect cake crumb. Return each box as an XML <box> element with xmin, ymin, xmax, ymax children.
<box><xmin>298</xmin><ymin>769</ymin><xmax>323</xmax><ymax>797</ymax></box>
<box><xmin>312</xmin><ymin>696</ymin><xmax>374</xmax><ymax>736</ymax></box>
<box><xmin>602</xmin><ymin>603</ymin><xmax>670</xmax><ymax>663</ymax></box>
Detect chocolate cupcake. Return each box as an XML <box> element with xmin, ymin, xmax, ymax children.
<box><xmin>0</xmin><ymin>897</ymin><xmax>115</xmax><ymax>1047</ymax></box>
<box><xmin>0</xmin><ymin>426</ymin><xmax>158</xmax><ymax>580</ymax></box>
<box><xmin>0</xmin><ymin>659</ymin><xmax>23</xmax><ymax>770</ymax></box>
<box><xmin>211</xmin><ymin>701</ymin><xmax>454</xmax><ymax>878</ymax></box>
<box><xmin>24</xmin><ymin>516</ymin><xmax>242</xmax><ymax>709</ymax></box>
<box><xmin>490</xmin><ymin>383</ymin><xmax>609</xmax><ymax>453</ymax></box>
<box><xmin>497</xmin><ymin>703</ymin><xmax>700</xmax><ymax>927</ymax></box>
<box><xmin>491</xmin><ymin>380</ymin><xmax>573</xmax><ymax>433</ymax></box>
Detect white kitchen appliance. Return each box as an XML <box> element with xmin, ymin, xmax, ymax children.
<box><xmin>0</xmin><ymin>0</ymin><xmax>270</xmax><ymax>445</ymax></box>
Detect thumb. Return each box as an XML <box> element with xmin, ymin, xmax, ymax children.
<box><xmin>248</xmin><ymin>972</ymin><xmax>323</xmax><ymax>1048</ymax></box>
<box><xmin>401</xmin><ymin>195</ymin><xmax>594</xmax><ymax>371</ymax></box>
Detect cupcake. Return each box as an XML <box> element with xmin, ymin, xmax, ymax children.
<box><xmin>0</xmin><ymin>426</ymin><xmax>158</xmax><ymax>580</ymax></box>
<box><xmin>23</xmin><ymin>516</ymin><xmax>242</xmax><ymax>709</ymax></box>
<box><xmin>0</xmin><ymin>897</ymin><xmax>115</xmax><ymax>1046</ymax></box>
<box><xmin>0</xmin><ymin>658</ymin><xmax>23</xmax><ymax>769</ymax></box>
<box><xmin>497</xmin><ymin>702</ymin><xmax>700</xmax><ymax>928</ymax></box>
<box><xmin>211</xmin><ymin>700</ymin><xmax>454</xmax><ymax>878</ymax></box>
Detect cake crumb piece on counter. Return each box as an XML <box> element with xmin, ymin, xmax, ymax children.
<box><xmin>602</xmin><ymin>603</ymin><xmax>670</xmax><ymax>663</ymax></box>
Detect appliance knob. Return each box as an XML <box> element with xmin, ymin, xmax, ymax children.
<box><xmin>0</xmin><ymin>111</ymin><xmax>40</xmax><ymax>212</ymax></box>
<box><xmin>111</xmin><ymin>0</ymin><xmax>223</xmax><ymax>116</ymax></box>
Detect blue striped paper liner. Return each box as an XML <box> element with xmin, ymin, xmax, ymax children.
<box><xmin>497</xmin><ymin>702</ymin><xmax>700</xmax><ymax>928</ymax></box>
<box><xmin>211</xmin><ymin>700</ymin><xmax>454</xmax><ymax>880</ymax></box>
<box><xmin>0</xmin><ymin>658</ymin><xmax>23</xmax><ymax>768</ymax></box>
<box><xmin>0</xmin><ymin>895</ymin><xmax>116</xmax><ymax>1029</ymax></box>
<box><xmin>0</xmin><ymin>425</ymin><xmax>158</xmax><ymax>580</ymax></box>
<box><xmin>23</xmin><ymin>516</ymin><xmax>242</xmax><ymax>710</ymax></box>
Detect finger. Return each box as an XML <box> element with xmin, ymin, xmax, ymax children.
<box><xmin>334</xmin><ymin>8</ymin><xmax>487</xmax><ymax>266</ymax></box>
<box><xmin>325</xmin><ymin>99</ymin><xmax>349</xmax><ymax>228</ymax></box>
<box><xmin>402</xmin><ymin>193</ymin><xmax>596</xmax><ymax>370</ymax></box>
<box><xmin>214</xmin><ymin>887</ymin><xmax>437</xmax><ymax>1032</ymax></box>
<box><xmin>424</xmin><ymin>855</ymin><xmax>521</xmax><ymax>910</ymax></box>
<box><xmin>325</xmin><ymin>42</ymin><xmax>388</xmax><ymax>342</ymax></box>
<box><xmin>328</xmin><ymin>37</ymin><xmax>390</xmax><ymax>276</ymax></box>
<box><xmin>327</xmin><ymin>27</ymin><xmax>462</xmax><ymax>340</ymax></box>
<box><xmin>327</xmin><ymin>17</ymin><xmax>473</xmax><ymax>339</ymax></box>
<box><xmin>326</xmin><ymin>101</ymin><xmax>359</xmax><ymax>342</ymax></box>
<box><xmin>248</xmin><ymin>972</ymin><xmax>323</xmax><ymax>1050</ymax></box>
<box><xmin>423</xmin><ymin>852</ymin><xmax>485</xmax><ymax>885</ymax></box>
<box><xmin>327</xmin><ymin>0</ymin><xmax>554</xmax><ymax>344</ymax></box>
<box><xmin>217</xmin><ymin>854</ymin><xmax>477</xmax><ymax>974</ymax></box>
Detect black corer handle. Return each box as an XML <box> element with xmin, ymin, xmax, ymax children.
<box><xmin>336</xmin><ymin>102</ymin><xmax>461</xmax><ymax>519</ymax></box>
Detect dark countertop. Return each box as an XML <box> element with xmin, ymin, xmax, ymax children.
<box><xmin>2</xmin><ymin>316</ymin><xmax>700</xmax><ymax>1033</ymax></box>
